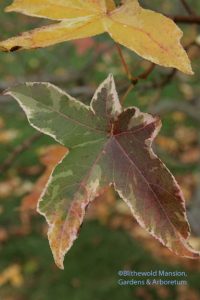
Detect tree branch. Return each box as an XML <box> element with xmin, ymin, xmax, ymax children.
<box><xmin>0</xmin><ymin>132</ymin><xmax>42</xmax><ymax>173</ymax></box>
<box><xmin>170</xmin><ymin>15</ymin><xmax>200</xmax><ymax>24</ymax></box>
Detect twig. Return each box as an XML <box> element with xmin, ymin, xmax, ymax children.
<box><xmin>137</xmin><ymin>39</ymin><xmax>199</xmax><ymax>95</ymax></box>
<box><xmin>179</xmin><ymin>0</ymin><xmax>196</xmax><ymax>15</ymax></box>
<box><xmin>131</xmin><ymin>63</ymin><xmax>156</xmax><ymax>85</ymax></box>
<box><xmin>120</xmin><ymin>63</ymin><xmax>156</xmax><ymax>103</ymax></box>
<box><xmin>120</xmin><ymin>84</ymin><xmax>134</xmax><ymax>104</ymax></box>
<box><xmin>115</xmin><ymin>43</ymin><xmax>132</xmax><ymax>80</ymax></box>
<box><xmin>115</xmin><ymin>41</ymin><xmax>156</xmax><ymax>103</ymax></box>
<box><xmin>0</xmin><ymin>132</ymin><xmax>42</xmax><ymax>173</ymax></box>
<box><xmin>138</xmin><ymin>63</ymin><xmax>156</xmax><ymax>80</ymax></box>
<box><xmin>170</xmin><ymin>15</ymin><xmax>200</xmax><ymax>24</ymax></box>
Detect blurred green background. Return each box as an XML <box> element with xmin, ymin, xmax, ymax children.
<box><xmin>0</xmin><ymin>1</ymin><xmax>200</xmax><ymax>299</ymax></box>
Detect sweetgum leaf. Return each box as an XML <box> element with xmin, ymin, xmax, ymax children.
<box><xmin>0</xmin><ymin>0</ymin><xmax>192</xmax><ymax>74</ymax></box>
<box><xmin>6</xmin><ymin>75</ymin><xmax>199</xmax><ymax>269</ymax></box>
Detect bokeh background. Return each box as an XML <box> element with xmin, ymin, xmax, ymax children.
<box><xmin>0</xmin><ymin>1</ymin><xmax>200</xmax><ymax>299</ymax></box>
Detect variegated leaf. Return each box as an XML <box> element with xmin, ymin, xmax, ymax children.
<box><xmin>6</xmin><ymin>75</ymin><xmax>199</xmax><ymax>269</ymax></box>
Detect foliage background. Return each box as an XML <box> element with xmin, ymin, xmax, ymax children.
<box><xmin>0</xmin><ymin>0</ymin><xmax>200</xmax><ymax>299</ymax></box>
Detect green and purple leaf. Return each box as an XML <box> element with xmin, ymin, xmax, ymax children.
<box><xmin>6</xmin><ymin>75</ymin><xmax>199</xmax><ymax>269</ymax></box>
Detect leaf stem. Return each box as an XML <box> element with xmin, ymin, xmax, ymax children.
<box><xmin>120</xmin><ymin>62</ymin><xmax>155</xmax><ymax>104</ymax></box>
<box><xmin>115</xmin><ymin>42</ymin><xmax>157</xmax><ymax>104</ymax></box>
<box><xmin>115</xmin><ymin>43</ymin><xmax>132</xmax><ymax>80</ymax></box>
<box><xmin>120</xmin><ymin>84</ymin><xmax>134</xmax><ymax>104</ymax></box>
<box><xmin>137</xmin><ymin>63</ymin><xmax>156</xmax><ymax>80</ymax></box>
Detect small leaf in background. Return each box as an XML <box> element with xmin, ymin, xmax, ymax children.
<box><xmin>0</xmin><ymin>0</ymin><xmax>192</xmax><ymax>74</ymax></box>
<box><xmin>180</xmin><ymin>148</ymin><xmax>200</xmax><ymax>164</ymax></box>
<box><xmin>0</xmin><ymin>129</ymin><xmax>19</xmax><ymax>144</ymax></box>
<box><xmin>21</xmin><ymin>145</ymin><xmax>68</xmax><ymax>213</ymax></box>
<box><xmin>177</xmin><ymin>174</ymin><xmax>197</xmax><ymax>204</ymax></box>
<box><xmin>6</xmin><ymin>74</ymin><xmax>199</xmax><ymax>269</ymax></box>
<box><xmin>156</xmin><ymin>135</ymin><xmax>179</xmax><ymax>154</ymax></box>
<box><xmin>0</xmin><ymin>264</ymin><xmax>24</xmax><ymax>287</ymax></box>
<box><xmin>71</xmin><ymin>38</ymin><xmax>96</xmax><ymax>56</ymax></box>
<box><xmin>0</xmin><ymin>177</ymin><xmax>21</xmax><ymax>199</ymax></box>
<box><xmin>87</xmin><ymin>187</ymin><xmax>116</xmax><ymax>224</ymax></box>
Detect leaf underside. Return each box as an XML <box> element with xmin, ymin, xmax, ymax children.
<box><xmin>6</xmin><ymin>74</ymin><xmax>199</xmax><ymax>269</ymax></box>
<box><xmin>0</xmin><ymin>0</ymin><xmax>192</xmax><ymax>74</ymax></box>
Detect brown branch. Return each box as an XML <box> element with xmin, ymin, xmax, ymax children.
<box><xmin>0</xmin><ymin>132</ymin><xmax>42</xmax><ymax>173</ymax></box>
<box><xmin>115</xmin><ymin>41</ymin><xmax>156</xmax><ymax>103</ymax></box>
<box><xmin>131</xmin><ymin>63</ymin><xmax>155</xmax><ymax>85</ymax></box>
<box><xmin>170</xmin><ymin>15</ymin><xmax>200</xmax><ymax>24</ymax></box>
<box><xmin>120</xmin><ymin>63</ymin><xmax>155</xmax><ymax>103</ymax></box>
<box><xmin>138</xmin><ymin>63</ymin><xmax>156</xmax><ymax>80</ymax></box>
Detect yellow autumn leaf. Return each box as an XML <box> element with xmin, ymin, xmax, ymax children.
<box><xmin>0</xmin><ymin>17</ymin><xmax>105</xmax><ymax>50</ymax></box>
<box><xmin>0</xmin><ymin>0</ymin><xmax>192</xmax><ymax>74</ymax></box>
<box><xmin>5</xmin><ymin>0</ymin><xmax>108</xmax><ymax>19</ymax></box>
<box><xmin>0</xmin><ymin>264</ymin><xmax>24</xmax><ymax>287</ymax></box>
